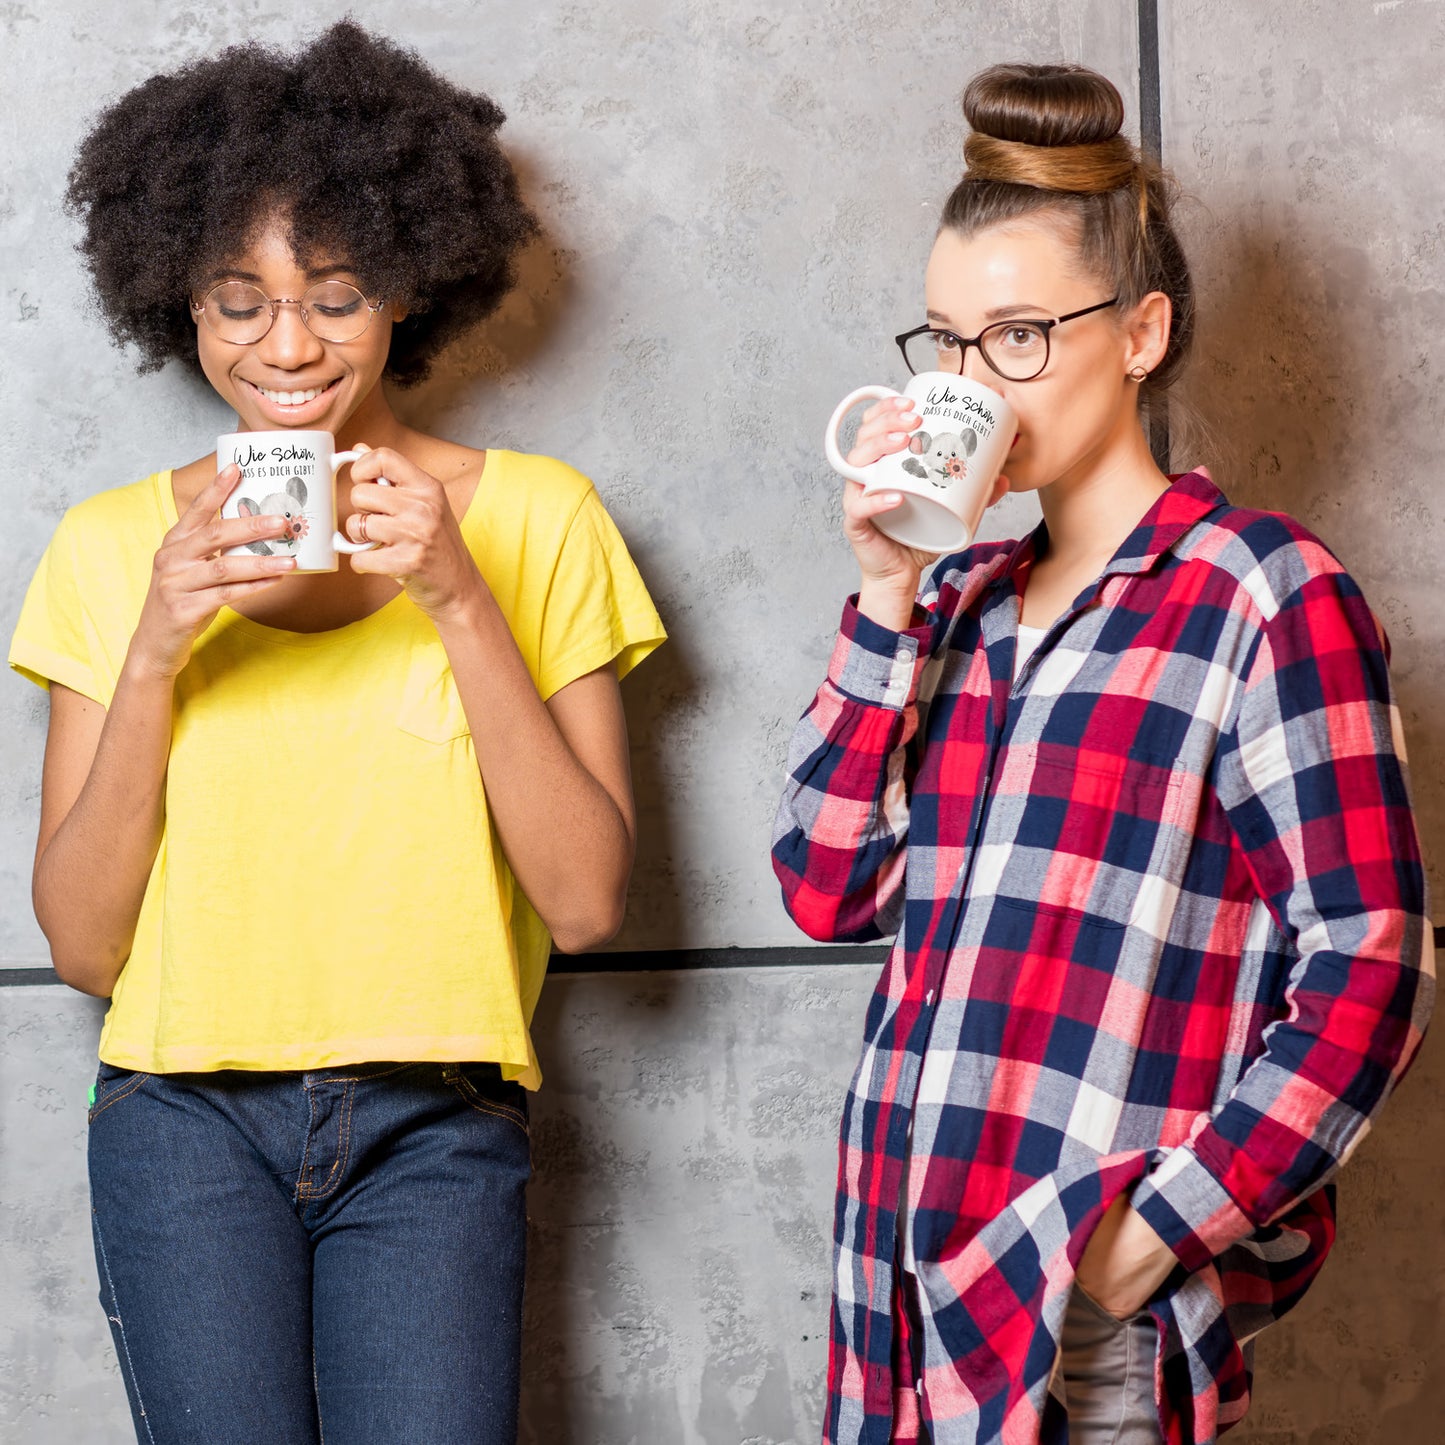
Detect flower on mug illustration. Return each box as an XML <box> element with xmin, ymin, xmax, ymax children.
<box><xmin>236</xmin><ymin>475</ymin><xmax>309</xmax><ymax>556</ymax></box>
<box><xmin>901</xmin><ymin>428</ymin><xmax>979</xmax><ymax>490</ymax></box>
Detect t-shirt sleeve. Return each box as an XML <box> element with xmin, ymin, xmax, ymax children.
<box><xmin>8</xmin><ymin>511</ymin><xmax>105</xmax><ymax>703</ymax></box>
<box><xmin>535</xmin><ymin>484</ymin><xmax>666</xmax><ymax>700</ymax></box>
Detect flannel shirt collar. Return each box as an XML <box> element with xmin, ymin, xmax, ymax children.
<box><xmin>983</xmin><ymin>468</ymin><xmax>1227</xmax><ymax>596</ymax></box>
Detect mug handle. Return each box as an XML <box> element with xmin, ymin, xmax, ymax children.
<box><xmin>823</xmin><ymin>385</ymin><xmax>903</xmax><ymax>485</ymax></box>
<box><xmin>330</xmin><ymin>448</ymin><xmax>391</xmax><ymax>554</ymax></box>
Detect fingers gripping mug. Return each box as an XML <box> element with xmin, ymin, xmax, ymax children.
<box><xmin>217</xmin><ymin>429</ymin><xmax>389</xmax><ymax>572</ymax></box>
<box><xmin>824</xmin><ymin>372</ymin><xmax>1017</xmax><ymax>553</ymax></box>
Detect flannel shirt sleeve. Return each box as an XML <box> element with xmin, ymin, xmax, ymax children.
<box><xmin>1131</xmin><ymin>569</ymin><xmax>1434</xmax><ymax>1272</ymax></box>
<box><xmin>771</xmin><ymin>596</ymin><xmax>935</xmax><ymax>942</ymax></box>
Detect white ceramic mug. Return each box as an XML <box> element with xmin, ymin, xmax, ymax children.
<box><xmin>823</xmin><ymin>371</ymin><xmax>1017</xmax><ymax>553</ymax></box>
<box><xmin>217</xmin><ymin>429</ymin><xmax>388</xmax><ymax>573</ymax></box>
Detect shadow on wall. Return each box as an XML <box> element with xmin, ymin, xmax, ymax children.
<box><xmin>402</xmin><ymin>146</ymin><xmax>701</xmax><ymax>955</ymax></box>
<box><xmin>1186</xmin><ymin>226</ymin><xmax>1445</xmax><ymax>1441</ymax></box>
<box><xmin>407</xmin><ymin>151</ymin><xmax>576</xmax><ymax>418</ymax></box>
<box><xmin>517</xmin><ymin>972</ymin><xmax>699</xmax><ymax>1445</ymax></box>
<box><xmin>1185</xmin><ymin>217</ymin><xmax>1445</xmax><ymax>866</ymax></box>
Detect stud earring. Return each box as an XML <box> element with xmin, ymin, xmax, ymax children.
<box><xmin>1128</xmin><ymin>365</ymin><xmax>1149</xmax><ymax>381</ymax></box>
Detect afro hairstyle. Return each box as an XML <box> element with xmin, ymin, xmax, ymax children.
<box><xmin>64</xmin><ymin>20</ymin><xmax>539</xmax><ymax>387</ymax></box>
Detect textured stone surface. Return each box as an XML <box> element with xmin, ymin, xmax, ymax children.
<box><xmin>6</xmin><ymin>974</ymin><xmax>1442</xmax><ymax>1444</ymax></box>
<box><xmin>1159</xmin><ymin>0</ymin><xmax>1445</xmax><ymax>907</ymax></box>
<box><xmin>1158</xmin><ymin>5</ymin><xmax>1445</xmax><ymax>1440</ymax></box>
<box><xmin>4</xmin><ymin>2</ymin><xmax>1442</xmax><ymax>1443</ymax></box>
<box><xmin>0</xmin><ymin>0</ymin><xmax>1133</xmax><ymax>962</ymax></box>
<box><xmin>0</xmin><ymin>969</ymin><xmax>879</xmax><ymax>1444</ymax></box>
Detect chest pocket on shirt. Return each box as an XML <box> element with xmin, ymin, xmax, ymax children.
<box><xmin>999</xmin><ymin>751</ymin><xmax>1191</xmax><ymax>931</ymax></box>
<box><xmin>396</xmin><ymin>640</ymin><xmax>471</xmax><ymax>744</ymax></box>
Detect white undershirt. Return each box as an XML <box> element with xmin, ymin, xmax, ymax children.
<box><xmin>1014</xmin><ymin>623</ymin><xmax>1047</xmax><ymax>680</ymax></box>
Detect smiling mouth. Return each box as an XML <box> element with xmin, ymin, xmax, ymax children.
<box><xmin>245</xmin><ymin>379</ymin><xmax>340</xmax><ymax>407</ymax></box>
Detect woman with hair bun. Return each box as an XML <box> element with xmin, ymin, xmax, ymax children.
<box><xmin>10</xmin><ymin>21</ymin><xmax>663</xmax><ymax>1445</ymax></box>
<box><xmin>774</xmin><ymin>62</ymin><xmax>1429</xmax><ymax>1444</ymax></box>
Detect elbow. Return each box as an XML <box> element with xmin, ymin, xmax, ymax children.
<box><xmin>37</xmin><ymin>907</ymin><xmax>123</xmax><ymax>997</ymax></box>
<box><xmin>547</xmin><ymin>891</ymin><xmax>628</xmax><ymax>957</ymax></box>
<box><xmin>788</xmin><ymin>902</ymin><xmax>847</xmax><ymax>944</ymax></box>
<box><xmin>777</xmin><ymin>880</ymin><xmax>883</xmax><ymax>945</ymax></box>
<box><xmin>46</xmin><ymin>945</ymin><xmax>120</xmax><ymax>998</ymax></box>
<box><xmin>550</xmin><ymin>913</ymin><xmax>624</xmax><ymax>956</ymax></box>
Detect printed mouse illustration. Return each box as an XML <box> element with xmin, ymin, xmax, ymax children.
<box><xmin>901</xmin><ymin>428</ymin><xmax>978</xmax><ymax>488</ymax></box>
<box><xmin>235</xmin><ymin>476</ymin><xmax>311</xmax><ymax>555</ymax></box>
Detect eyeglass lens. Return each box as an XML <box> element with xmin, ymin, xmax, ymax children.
<box><xmin>198</xmin><ymin>281</ymin><xmax>374</xmax><ymax>344</ymax></box>
<box><xmin>903</xmin><ymin>322</ymin><xmax>1051</xmax><ymax>381</ymax></box>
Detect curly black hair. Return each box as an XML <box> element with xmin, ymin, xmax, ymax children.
<box><xmin>64</xmin><ymin>20</ymin><xmax>539</xmax><ymax>386</ymax></box>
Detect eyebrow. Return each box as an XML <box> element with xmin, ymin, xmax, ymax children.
<box><xmin>926</xmin><ymin>303</ymin><xmax>1050</xmax><ymax>328</ymax></box>
<box><xmin>197</xmin><ymin>262</ymin><xmax>359</xmax><ymax>288</ymax></box>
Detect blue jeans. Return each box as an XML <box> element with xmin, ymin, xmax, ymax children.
<box><xmin>87</xmin><ymin>1060</ymin><xmax>531</xmax><ymax>1445</ymax></box>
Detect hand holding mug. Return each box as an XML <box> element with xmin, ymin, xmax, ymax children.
<box><xmin>340</xmin><ymin>445</ymin><xmax>484</xmax><ymax>622</ymax></box>
<box><xmin>842</xmin><ymin>395</ymin><xmax>951</xmax><ymax>589</ymax></box>
<box><xmin>217</xmin><ymin>429</ymin><xmax>389</xmax><ymax>573</ymax></box>
<box><xmin>834</xmin><ymin>388</ymin><xmax>1012</xmax><ymax>627</ymax></box>
<box><xmin>129</xmin><ymin>464</ymin><xmax>299</xmax><ymax>680</ymax></box>
<box><xmin>825</xmin><ymin>370</ymin><xmax>1017</xmax><ymax>553</ymax></box>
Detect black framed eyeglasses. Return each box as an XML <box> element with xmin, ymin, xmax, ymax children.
<box><xmin>190</xmin><ymin>280</ymin><xmax>387</xmax><ymax>345</ymax></box>
<box><xmin>895</xmin><ymin>296</ymin><xmax>1120</xmax><ymax>382</ymax></box>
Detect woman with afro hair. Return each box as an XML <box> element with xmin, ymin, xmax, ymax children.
<box><xmin>9</xmin><ymin>21</ymin><xmax>664</xmax><ymax>1445</ymax></box>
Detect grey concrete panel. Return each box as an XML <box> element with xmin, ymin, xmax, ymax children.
<box><xmin>1158</xmin><ymin>1</ymin><xmax>1445</xmax><ymax>907</ymax></box>
<box><xmin>0</xmin><ymin>990</ymin><xmax>119</xmax><ymax>1443</ymax></box>
<box><xmin>1159</xmin><ymin>5</ymin><xmax>1445</xmax><ymax>1439</ymax></box>
<box><xmin>9</xmin><ymin>971</ymin><xmax>1445</xmax><ymax>1442</ymax></box>
<box><xmin>0</xmin><ymin>966</ymin><xmax>879</xmax><ymax>1444</ymax></box>
<box><xmin>0</xmin><ymin>0</ymin><xmax>1136</xmax><ymax>964</ymax></box>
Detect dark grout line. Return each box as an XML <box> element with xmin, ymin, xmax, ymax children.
<box><xmin>1137</xmin><ymin>0</ymin><xmax>1163</xmax><ymax>163</ymax></box>
<box><xmin>1136</xmin><ymin>0</ymin><xmax>1171</xmax><ymax>472</ymax></box>
<box><xmin>5</xmin><ymin>930</ymin><xmax>1442</xmax><ymax>986</ymax></box>
<box><xmin>0</xmin><ymin>945</ymin><xmax>893</xmax><ymax>987</ymax></box>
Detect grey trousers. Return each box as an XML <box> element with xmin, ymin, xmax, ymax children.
<box><xmin>1056</xmin><ymin>1284</ymin><xmax>1164</xmax><ymax>1443</ymax></box>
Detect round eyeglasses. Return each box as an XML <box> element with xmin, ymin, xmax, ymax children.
<box><xmin>191</xmin><ymin>280</ymin><xmax>386</xmax><ymax>345</ymax></box>
<box><xmin>895</xmin><ymin>296</ymin><xmax>1119</xmax><ymax>382</ymax></box>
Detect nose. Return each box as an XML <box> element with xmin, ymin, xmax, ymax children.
<box><xmin>254</xmin><ymin>301</ymin><xmax>326</xmax><ymax>372</ymax></box>
<box><xmin>960</xmin><ymin>343</ymin><xmax>995</xmax><ymax>386</ymax></box>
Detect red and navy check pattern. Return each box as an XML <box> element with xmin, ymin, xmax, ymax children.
<box><xmin>773</xmin><ymin>472</ymin><xmax>1432</xmax><ymax>1444</ymax></box>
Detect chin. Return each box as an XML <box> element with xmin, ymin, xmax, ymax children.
<box><xmin>1003</xmin><ymin>465</ymin><xmax>1049</xmax><ymax>497</ymax></box>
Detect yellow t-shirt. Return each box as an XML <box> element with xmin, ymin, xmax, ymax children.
<box><xmin>9</xmin><ymin>451</ymin><xmax>665</xmax><ymax>1088</ymax></box>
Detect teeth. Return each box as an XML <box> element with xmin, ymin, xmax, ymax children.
<box><xmin>255</xmin><ymin>384</ymin><xmax>328</xmax><ymax>406</ymax></box>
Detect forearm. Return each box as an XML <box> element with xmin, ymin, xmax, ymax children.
<box><xmin>432</xmin><ymin>581</ymin><xmax>633</xmax><ymax>953</ymax></box>
<box><xmin>35</xmin><ymin>660</ymin><xmax>176</xmax><ymax>994</ymax></box>
<box><xmin>773</xmin><ymin>595</ymin><xmax>933</xmax><ymax>940</ymax></box>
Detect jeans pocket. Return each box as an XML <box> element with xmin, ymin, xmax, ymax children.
<box><xmin>442</xmin><ymin>1063</ymin><xmax>529</xmax><ymax>1137</ymax></box>
<box><xmin>1071</xmin><ymin>1280</ymin><xmax>1137</xmax><ymax>1332</ymax></box>
<box><xmin>88</xmin><ymin>1062</ymin><xmax>151</xmax><ymax>1124</ymax></box>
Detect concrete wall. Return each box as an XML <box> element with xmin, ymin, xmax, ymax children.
<box><xmin>3</xmin><ymin>1</ymin><xmax>1442</xmax><ymax>1442</ymax></box>
<box><xmin>1159</xmin><ymin>6</ymin><xmax>1445</xmax><ymax>1438</ymax></box>
<box><xmin>0</xmin><ymin>0</ymin><xmax>1133</xmax><ymax>962</ymax></box>
<box><xmin>2</xmin><ymin>966</ymin><xmax>882</xmax><ymax>1444</ymax></box>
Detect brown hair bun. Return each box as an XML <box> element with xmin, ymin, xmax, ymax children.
<box><xmin>961</xmin><ymin>63</ymin><xmax>1135</xmax><ymax>193</ymax></box>
<box><xmin>963</xmin><ymin>63</ymin><xmax>1124</xmax><ymax>147</ymax></box>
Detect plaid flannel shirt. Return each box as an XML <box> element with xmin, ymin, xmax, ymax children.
<box><xmin>772</xmin><ymin>472</ymin><xmax>1432</xmax><ymax>1445</ymax></box>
